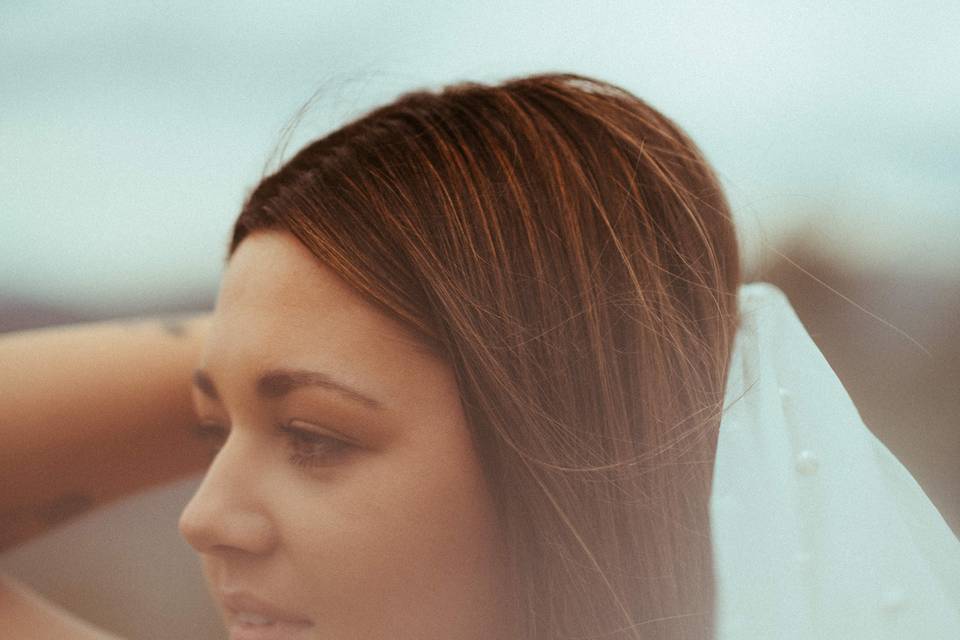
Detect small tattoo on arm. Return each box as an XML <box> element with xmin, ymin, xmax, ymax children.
<box><xmin>161</xmin><ymin>320</ymin><xmax>188</xmax><ymax>337</ymax></box>
<box><xmin>36</xmin><ymin>492</ymin><xmax>94</xmax><ymax>526</ymax></box>
<box><xmin>114</xmin><ymin>314</ymin><xmax>196</xmax><ymax>337</ymax></box>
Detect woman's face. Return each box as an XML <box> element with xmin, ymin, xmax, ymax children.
<box><xmin>178</xmin><ymin>230</ymin><xmax>514</xmax><ymax>640</ymax></box>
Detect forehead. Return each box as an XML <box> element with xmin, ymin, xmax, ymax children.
<box><xmin>203</xmin><ymin>230</ymin><xmax>430</xmax><ymax>386</ymax></box>
<box><xmin>218</xmin><ymin>230</ymin><xmax>366</xmax><ymax>328</ymax></box>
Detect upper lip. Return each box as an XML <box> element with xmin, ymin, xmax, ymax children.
<box><xmin>220</xmin><ymin>591</ymin><xmax>313</xmax><ymax>625</ymax></box>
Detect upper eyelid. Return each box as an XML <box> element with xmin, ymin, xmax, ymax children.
<box><xmin>285</xmin><ymin>419</ymin><xmax>359</xmax><ymax>446</ymax></box>
<box><xmin>191</xmin><ymin>416</ymin><xmax>352</xmax><ymax>444</ymax></box>
<box><xmin>189</xmin><ymin>387</ymin><xmax>383</xmax><ymax>445</ymax></box>
<box><xmin>279</xmin><ymin>423</ymin><xmax>340</xmax><ymax>445</ymax></box>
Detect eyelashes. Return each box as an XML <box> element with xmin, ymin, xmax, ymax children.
<box><xmin>191</xmin><ymin>422</ymin><xmax>228</xmax><ymax>452</ymax></box>
<box><xmin>279</xmin><ymin>421</ymin><xmax>352</xmax><ymax>468</ymax></box>
<box><xmin>190</xmin><ymin>420</ymin><xmax>352</xmax><ymax>469</ymax></box>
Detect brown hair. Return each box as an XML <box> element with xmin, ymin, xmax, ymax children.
<box><xmin>229</xmin><ymin>72</ymin><xmax>740</xmax><ymax>639</ymax></box>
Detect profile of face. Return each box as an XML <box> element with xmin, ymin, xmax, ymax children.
<box><xmin>178</xmin><ymin>230</ymin><xmax>513</xmax><ymax>639</ymax></box>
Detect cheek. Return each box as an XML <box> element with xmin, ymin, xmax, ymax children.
<box><xmin>285</xmin><ymin>436</ymin><xmax>507</xmax><ymax>638</ymax></box>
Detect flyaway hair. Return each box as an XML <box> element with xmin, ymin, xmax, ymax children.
<box><xmin>230</xmin><ymin>72</ymin><xmax>741</xmax><ymax>640</ymax></box>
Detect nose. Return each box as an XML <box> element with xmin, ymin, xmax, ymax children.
<box><xmin>178</xmin><ymin>439</ymin><xmax>278</xmax><ymax>557</ymax></box>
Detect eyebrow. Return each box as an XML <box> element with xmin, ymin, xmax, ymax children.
<box><xmin>191</xmin><ymin>367</ymin><xmax>385</xmax><ymax>411</ymax></box>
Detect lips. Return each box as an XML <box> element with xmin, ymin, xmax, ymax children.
<box><xmin>220</xmin><ymin>591</ymin><xmax>313</xmax><ymax>640</ymax></box>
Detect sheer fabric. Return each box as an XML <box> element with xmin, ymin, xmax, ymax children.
<box><xmin>710</xmin><ymin>282</ymin><xmax>960</xmax><ymax>638</ymax></box>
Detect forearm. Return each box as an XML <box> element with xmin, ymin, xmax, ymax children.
<box><xmin>0</xmin><ymin>314</ymin><xmax>212</xmax><ymax>551</ymax></box>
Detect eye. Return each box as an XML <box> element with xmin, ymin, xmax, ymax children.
<box><xmin>279</xmin><ymin>420</ymin><xmax>353</xmax><ymax>469</ymax></box>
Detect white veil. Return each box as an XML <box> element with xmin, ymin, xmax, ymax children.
<box><xmin>710</xmin><ymin>282</ymin><xmax>960</xmax><ymax>638</ymax></box>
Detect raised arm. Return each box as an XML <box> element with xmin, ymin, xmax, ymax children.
<box><xmin>0</xmin><ymin>314</ymin><xmax>213</xmax><ymax>552</ymax></box>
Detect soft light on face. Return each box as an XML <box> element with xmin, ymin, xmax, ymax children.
<box><xmin>178</xmin><ymin>230</ymin><xmax>514</xmax><ymax>640</ymax></box>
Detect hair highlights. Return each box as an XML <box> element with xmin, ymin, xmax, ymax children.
<box><xmin>230</xmin><ymin>72</ymin><xmax>740</xmax><ymax>639</ymax></box>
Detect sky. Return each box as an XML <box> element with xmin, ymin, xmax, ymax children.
<box><xmin>2</xmin><ymin>1</ymin><xmax>958</xmax><ymax>314</ymax></box>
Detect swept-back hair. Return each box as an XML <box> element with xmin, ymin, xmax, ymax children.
<box><xmin>230</xmin><ymin>72</ymin><xmax>740</xmax><ymax>639</ymax></box>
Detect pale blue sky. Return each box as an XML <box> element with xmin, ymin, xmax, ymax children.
<box><xmin>2</xmin><ymin>1</ymin><xmax>958</xmax><ymax>313</ymax></box>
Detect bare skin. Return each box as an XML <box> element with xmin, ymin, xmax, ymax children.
<box><xmin>0</xmin><ymin>313</ymin><xmax>213</xmax><ymax>637</ymax></box>
<box><xmin>0</xmin><ymin>314</ymin><xmax>212</xmax><ymax>552</ymax></box>
<box><xmin>180</xmin><ymin>230</ymin><xmax>516</xmax><ymax>639</ymax></box>
<box><xmin>0</xmin><ymin>230</ymin><xmax>518</xmax><ymax>639</ymax></box>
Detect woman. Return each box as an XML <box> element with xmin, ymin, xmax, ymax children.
<box><xmin>4</xmin><ymin>73</ymin><xmax>954</xmax><ymax>639</ymax></box>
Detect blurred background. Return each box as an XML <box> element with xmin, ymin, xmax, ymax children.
<box><xmin>1</xmin><ymin>2</ymin><xmax>957</xmax><ymax>638</ymax></box>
